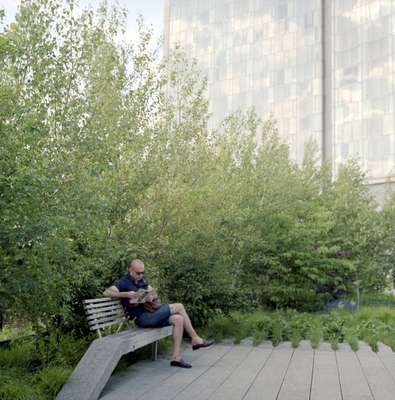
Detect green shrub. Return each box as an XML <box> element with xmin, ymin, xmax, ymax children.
<box><xmin>207</xmin><ymin>315</ymin><xmax>235</xmax><ymax>342</ymax></box>
<box><xmin>330</xmin><ymin>338</ymin><xmax>339</xmax><ymax>351</ymax></box>
<box><xmin>206</xmin><ymin>307</ymin><xmax>395</xmax><ymax>350</ymax></box>
<box><xmin>348</xmin><ymin>337</ymin><xmax>359</xmax><ymax>351</ymax></box>
<box><xmin>253</xmin><ymin>329</ymin><xmax>268</xmax><ymax>346</ymax></box>
<box><xmin>1</xmin><ymin>0</ymin><xmax>393</xmax><ymax>334</ymax></box>
<box><xmin>271</xmin><ymin>320</ymin><xmax>284</xmax><ymax>346</ymax></box>
<box><xmin>288</xmin><ymin>312</ymin><xmax>316</xmax><ymax>339</ymax></box>
<box><xmin>321</xmin><ymin>313</ymin><xmax>345</xmax><ymax>342</ymax></box>
<box><xmin>366</xmin><ymin>335</ymin><xmax>379</xmax><ymax>352</ymax></box>
<box><xmin>344</xmin><ymin>326</ymin><xmax>359</xmax><ymax>351</ymax></box>
<box><xmin>309</xmin><ymin>327</ymin><xmax>322</xmax><ymax>349</ymax></box>
<box><xmin>291</xmin><ymin>330</ymin><xmax>301</xmax><ymax>348</ymax></box>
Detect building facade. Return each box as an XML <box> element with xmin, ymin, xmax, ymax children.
<box><xmin>164</xmin><ymin>0</ymin><xmax>395</xmax><ymax>198</ymax></box>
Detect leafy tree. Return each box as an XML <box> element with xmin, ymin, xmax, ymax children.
<box><xmin>0</xmin><ymin>0</ymin><xmax>392</xmax><ymax>330</ymax></box>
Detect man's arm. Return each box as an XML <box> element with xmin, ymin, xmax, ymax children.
<box><xmin>103</xmin><ymin>285</ymin><xmax>140</xmax><ymax>299</ymax></box>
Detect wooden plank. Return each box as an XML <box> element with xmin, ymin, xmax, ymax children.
<box><xmin>83</xmin><ymin>298</ymin><xmax>119</xmax><ymax>305</ymax></box>
<box><xmin>100</xmin><ymin>359</ymin><xmax>179</xmax><ymax>400</ymax></box>
<box><xmin>98</xmin><ymin>341</ymin><xmax>395</xmax><ymax>400</ymax></box>
<box><xmin>173</xmin><ymin>345</ymin><xmax>252</xmax><ymax>400</ymax></box>
<box><xmin>135</xmin><ymin>345</ymin><xmax>232</xmax><ymax>400</ymax></box>
<box><xmin>277</xmin><ymin>343</ymin><xmax>314</xmax><ymax>400</ymax></box>
<box><xmin>56</xmin><ymin>335</ymin><xmax>127</xmax><ymax>400</ymax></box>
<box><xmin>57</xmin><ymin>326</ymin><xmax>172</xmax><ymax>400</ymax></box>
<box><xmin>87</xmin><ymin>315</ymin><xmax>123</xmax><ymax>326</ymax></box>
<box><xmin>356</xmin><ymin>344</ymin><xmax>395</xmax><ymax>400</ymax></box>
<box><xmin>208</xmin><ymin>346</ymin><xmax>272</xmax><ymax>400</ymax></box>
<box><xmin>243</xmin><ymin>343</ymin><xmax>294</xmax><ymax>400</ymax></box>
<box><xmin>100</xmin><ymin>342</ymin><xmax>213</xmax><ymax>400</ymax></box>
<box><xmin>86</xmin><ymin>309</ymin><xmax>123</xmax><ymax>320</ymax></box>
<box><xmin>310</xmin><ymin>345</ymin><xmax>342</xmax><ymax>400</ymax></box>
<box><xmin>377</xmin><ymin>343</ymin><xmax>395</xmax><ymax>383</ymax></box>
<box><xmin>108</xmin><ymin>327</ymin><xmax>168</xmax><ymax>342</ymax></box>
<box><xmin>120</xmin><ymin>326</ymin><xmax>172</xmax><ymax>353</ymax></box>
<box><xmin>85</xmin><ymin>305</ymin><xmax>123</xmax><ymax>315</ymax></box>
<box><xmin>84</xmin><ymin>301</ymin><xmax>121</xmax><ymax>309</ymax></box>
<box><xmin>85</xmin><ymin>307</ymin><xmax>123</xmax><ymax>315</ymax></box>
<box><xmin>336</xmin><ymin>344</ymin><xmax>373</xmax><ymax>400</ymax></box>
<box><xmin>86</xmin><ymin>310</ymin><xmax>125</xmax><ymax>321</ymax></box>
<box><xmin>89</xmin><ymin>318</ymin><xmax>125</xmax><ymax>331</ymax></box>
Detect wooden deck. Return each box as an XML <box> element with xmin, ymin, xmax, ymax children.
<box><xmin>99</xmin><ymin>340</ymin><xmax>395</xmax><ymax>400</ymax></box>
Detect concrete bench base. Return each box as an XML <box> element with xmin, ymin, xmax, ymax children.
<box><xmin>56</xmin><ymin>326</ymin><xmax>172</xmax><ymax>400</ymax></box>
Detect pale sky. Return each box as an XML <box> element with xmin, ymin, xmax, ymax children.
<box><xmin>0</xmin><ymin>0</ymin><xmax>165</xmax><ymax>45</ymax></box>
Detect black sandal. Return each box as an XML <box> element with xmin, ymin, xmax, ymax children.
<box><xmin>170</xmin><ymin>359</ymin><xmax>192</xmax><ymax>368</ymax></box>
<box><xmin>192</xmin><ymin>339</ymin><xmax>215</xmax><ymax>351</ymax></box>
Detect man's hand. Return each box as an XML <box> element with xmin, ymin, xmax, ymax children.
<box><xmin>127</xmin><ymin>291</ymin><xmax>140</xmax><ymax>299</ymax></box>
<box><xmin>144</xmin><ymin>293</ymin><xmax>155</xmax><ymax>302</ymax></box>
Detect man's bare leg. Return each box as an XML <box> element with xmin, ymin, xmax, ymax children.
<box><xmin>169</xmin><ymin>314</ymin><xmax>184</xmax><ymax>361</ymax></box>
<box><xmin>170</xmin><ymin>303</ymin><xmax>203</xmax><ymax>346</ymax></box>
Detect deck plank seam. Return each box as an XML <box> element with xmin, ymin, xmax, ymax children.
<box><xmin>355</xmin><ymin>350</ymin><xmax>376</xmax><ymax>400</ymax></box>
<box><xmin>131</xmin><ymin>344</ymin><xmax>219</xmax><ymax>400</ymax></box>
<box><xmin>205</xmin><ymin>346</ymin><xmax>256</xmax><ymax>400</ymax></box>
<box><xmin>170</xmin><ymin>344</ymin><xmax>236</xmax><ymax>400</ymax></box>
<box><xmin>240</xmin><ymin>347</ymin><xmax>275</xmax><ymax>400</ymax></box>
<box><xmin>376</xmin><ymin>349</ymin><xmax>395</xmax><ymax>385</ymax></box>
<box><xmin>274</xmin><ymin>347</ymin><xmax>296</xmax><ymax>400</ymax></box>
<box><xmin>308</xmin><ymin>348</ymin><xmax>316</xmax><ymax>400</ymax></box>
<box><xmin>334</xmin><ymin>349</ymin><xmax>344</xmax><ymax>400</ymax></box>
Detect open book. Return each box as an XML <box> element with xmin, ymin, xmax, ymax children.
<box><xmin>129</xmin><ymin>288</ymin><xmax>156</xmax><ymax>304</ymax></box>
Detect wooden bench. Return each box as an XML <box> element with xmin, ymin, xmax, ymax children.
<box><xmin>56</xmin><ymin>298</ymin><xmax>172</xmax><ymax>400</ymax></box>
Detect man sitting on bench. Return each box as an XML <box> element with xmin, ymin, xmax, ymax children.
<box><xmin>104</xmin><ymin>259</ymin><xmax>214</xmax><ymax>368</ymax></box>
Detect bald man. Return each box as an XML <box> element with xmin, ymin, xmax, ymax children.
<box><xmin>104</xmin><ymin>259</ymin><xmax>214</xmax><ymax>368</ymax></box>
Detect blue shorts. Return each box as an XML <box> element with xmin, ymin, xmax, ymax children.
<box><xmin>135</xmin><ymin>304</ymin><xmax>171</xmax><ymax>328</ymax></box>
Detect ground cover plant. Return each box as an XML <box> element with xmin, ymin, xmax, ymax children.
<box><xmin>0</xmin><ymin>333</ymin><xmax>88</xmax><ymax>400</ymax></box>
<box><xmin>206</xmin><ymin>306</ymin><xmax>395</xmax><ymax>353</ymax></box>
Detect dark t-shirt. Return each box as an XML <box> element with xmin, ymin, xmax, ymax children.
<box><xmin>115</xmin><ymin>274</ymin><xmax>149</xmax><ymax>320</ymax></box>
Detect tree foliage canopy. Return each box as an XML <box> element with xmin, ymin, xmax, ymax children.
<box><xmin>1</xmin><ymin>0</ymin><xmax>393</xmax><ymax>329</ymax></box>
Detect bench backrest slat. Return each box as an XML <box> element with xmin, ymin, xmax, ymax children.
<box><xmin>83</xmin><ymin>298</ymin><xmax>121</xmax><ymax>305</ymax></box>
<box><xmin>84</xmin><ymin>300</ymin><xmax>121</xmax><ymax>308</ymax></box>
<box><xmin>83</xmin><ymin>298</ymin><xmax>128</xmax><ymax>335</ymax></box>
<box><xmin>89</xmin><ymin>318</ymin><xmax>126</xmax><ymax>331</ymax></box>
<box><xmin>86</xmin><ymin>309</ymin><xmax>124</xmax><ymax>321</ymax></box>
<box><xmin>85</xmin><ymin>304</ymin><xmax>123</xmax><ymax>316</ymax></box>
<box><xmin>87</xmin><ymin>314</ymin><xmax>125</xmax><ymax>327</ymax></box>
